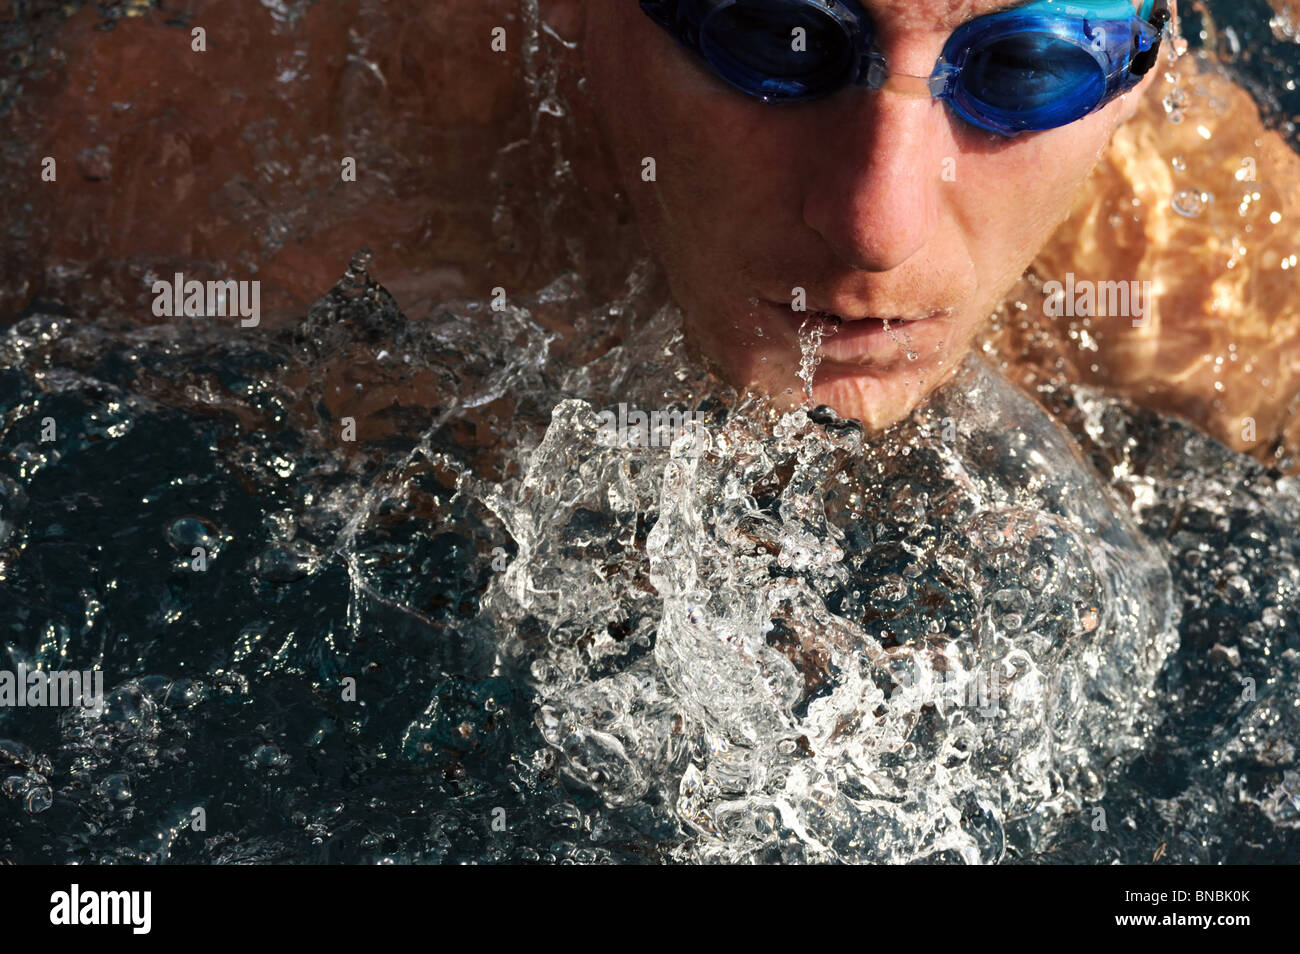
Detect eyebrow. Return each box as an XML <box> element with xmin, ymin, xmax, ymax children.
<box><xmin>954</xmin><ymin>1</ymin><xmax>1040</xmax><ymax>25</ymax></box>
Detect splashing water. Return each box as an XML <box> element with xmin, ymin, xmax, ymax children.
<box><xmin>5</xmin><ymin>254</ymin><xmax>1297</xmax><ymax>864</ymax></box>
<box><xmin>796</xmin><ymin>316</ymin><xmax>830</xmax><ymax>403</ymax></box>
<box><xmin>881</xmin><ymin>317</ymin><xmax>921</xmax><ymax>362</ymax></box>
<box><xmin>486</xmin><ymin>353</ymin><xmax>1179</xmax><ymax>863</ymax></box>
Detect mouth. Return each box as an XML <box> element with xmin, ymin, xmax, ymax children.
<box><xmin>762</xmin><ymin>301</ymin><xmax>954</xmax><ymax>366</ymax></box>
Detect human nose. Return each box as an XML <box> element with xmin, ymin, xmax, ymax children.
<box><xmin>801</xmin><ymin>84</ymin><xmax>948</xmax><ymax>273</ymax></box>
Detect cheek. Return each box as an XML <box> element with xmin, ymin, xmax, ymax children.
<box><xmin>954</xmin><ymin>119</ymin><xmax>1116</xmax><ymax>284</ymax></box>
<box><xmin>586</xmin><ymin>15</ymin><xmax>802</xmax><ymax>251</ymax></box>
<box><xmin>610</xmin><ymin>78</ymin><xmax>798</xmax><ymax>282</ymax></box>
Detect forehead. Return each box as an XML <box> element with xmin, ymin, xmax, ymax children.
<box><xmin>868</xmin><ymin>1</ymin><xmax>1026</xmax><ymax>31</ymax></box>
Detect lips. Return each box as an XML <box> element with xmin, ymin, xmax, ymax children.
<box><xmin>805</xmin><ymin>307</ymin><xmax>950</xmax><ymax>325</ymax></box>
<box><xmin>761</xmin><ymin>300</ymin><xmax>954</xmax><ymax>366</ymax></box>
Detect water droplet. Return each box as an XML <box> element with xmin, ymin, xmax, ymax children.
<box><xmin>1172</xmin><ymin>189</ymin><xmax>1209</xmax><ymax>217</ymax></box>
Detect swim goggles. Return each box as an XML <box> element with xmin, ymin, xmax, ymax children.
<box><xmin>639</xmin><ymin>0</ymin><xmax>1171</xmax><ymax>135</ymax></box>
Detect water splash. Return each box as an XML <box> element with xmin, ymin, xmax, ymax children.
<box><xmin>3</xmin><ymin>255</ymin><xmax>1300</xmax><ymax>863</ymax></box>
<box><xmin>480</xmin><ymin>345</ymin><xmax>1178</xmax><ymax>862</ymax></box>
<box><xmin>795</xmin><ymin>315</ymin><xmax>831</xmax><ymax>402</ymax></box>
<box><xmin>882</xmin><ymin>317</ymin><xmax>920</xmax><ymax>361</ymax></box>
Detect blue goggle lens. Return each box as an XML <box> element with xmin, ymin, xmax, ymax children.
<box><xmin>700</xmin><ymin>2</ymin><xmax>854</xmax><ymax>100</ymax></box>
<box><xmin>956</xmin><ymin>32</ymin><xmax>1106</xmax><ymax>129</ymax></box>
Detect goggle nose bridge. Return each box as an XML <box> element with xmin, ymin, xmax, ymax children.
<box><xmin>852</xmin><ymin>50</ymin><xmax>956</xmax><ymax>100</ymax></box>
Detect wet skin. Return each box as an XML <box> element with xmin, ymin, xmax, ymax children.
<box><xmin>568</xmin><ymin>0</ymin><xmax>1159</xmax><ymax>430</ymax></box>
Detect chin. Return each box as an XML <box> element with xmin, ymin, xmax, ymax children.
<box><xmin>704</xmin><ymin>342</ymin><xmax>960</xmax><ymax>432</ymax></box>
<box><xmin>810</xmin><ymin>356</ymin><xmax>957</xmax><ymax>432</ymax></box>
<box><xmin>684</xmin><ymin>299</ymin><xmax>971</xmax><ymax>431</ymax></box>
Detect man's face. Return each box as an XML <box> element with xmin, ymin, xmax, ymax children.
<box><xmin>581</xmin><ymin>0</ymin><xmax>1155</xmax><ymax>429</ymax></box>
